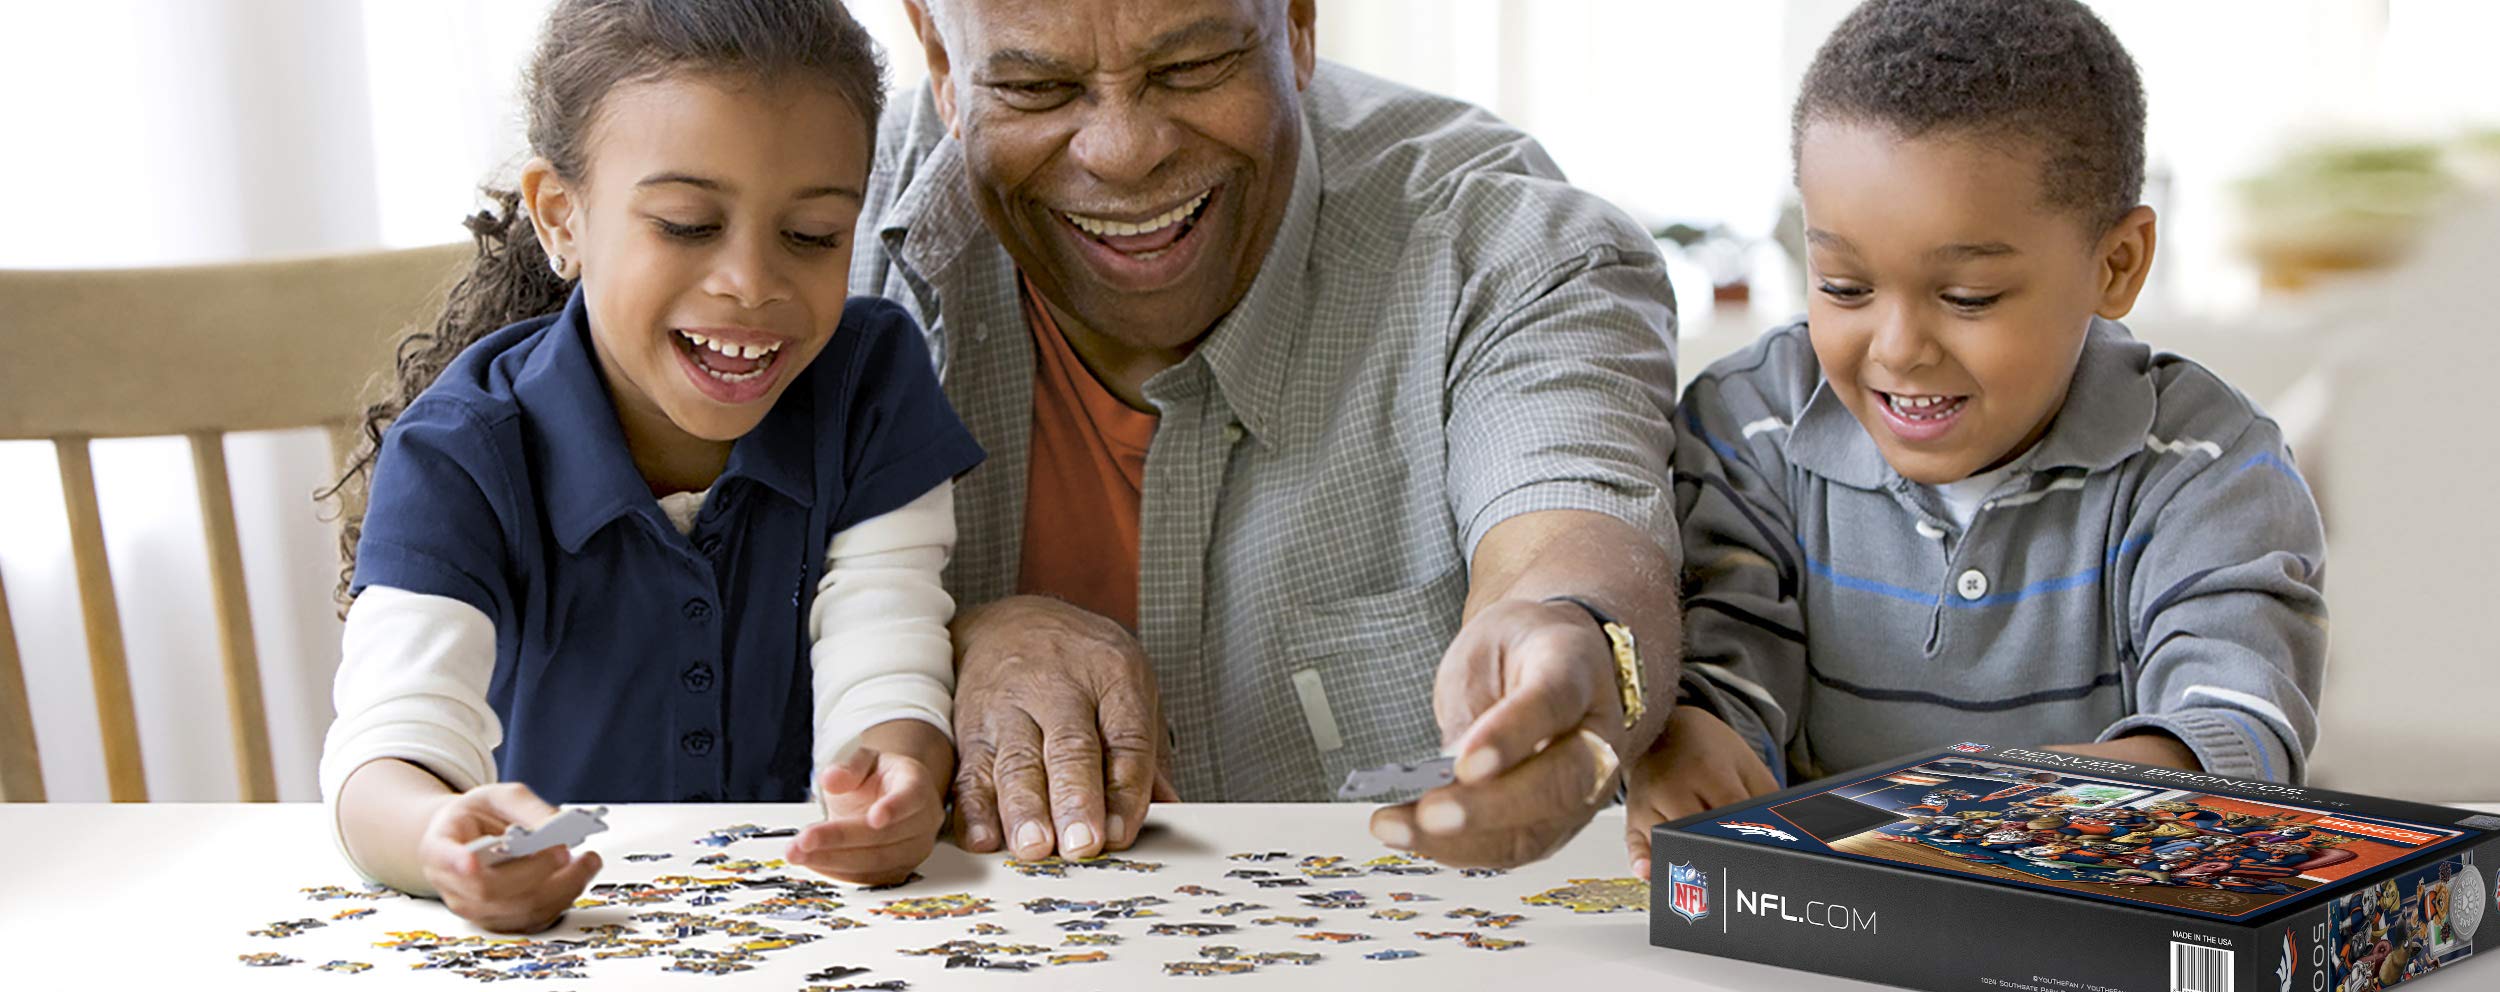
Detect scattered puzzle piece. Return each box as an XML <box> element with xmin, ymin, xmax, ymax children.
<box><xmin>316</xmin><ymin>960</ymin><xmax>370</xmax><ymax>973</ymax></box>
<box><xmin>1050</xmin><ymin>950</ymin><xmax>1110</xmax><ymax>965</ymax></box>
<box><xmin>238</xmin><ymin>952</ymin><xmax>299</xmax><ymax>967</ymax></box>
<box><xmin>1299</xmin><ymin>931</ymin><xmax>1374</xmax><ymax>943</ymax></box>
<box><xmin>247</xmin><ymin>918</ymin><xmax>326</xmax><ymax>939</ymax></box>
<box><xmin>1366</xmin><ymin>948</ymin><xmax>1422</xmax><ymax>960</ymax></box>
<box><xmin>872</xmin><ymin>894</ymin><xmax>993</xmax><ymax>920</ymax></box>
<box><xmin>1149</xmin><ymin>922</ymin><xmax>1239</xmax><ymax>937</ymax></box>
<box><xmin>1165</xmin><ymin>960</ymin><xmax>1257</xmax><ymax>976</ymax></box>
<box><xmin>1371</xmin><ymin>908</ymin><xmax>1418</xmax><ymax>921</ymax></box>
<box><xmin>1521</xmin><ymin>877</ymin><xmax>1649</xmax><ymax>914</ymax></box>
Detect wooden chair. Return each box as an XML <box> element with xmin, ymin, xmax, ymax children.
<box><xmin>0</xmin><ymin>243</ymin><xmax>468</xmax><ymax>802</ymax></box>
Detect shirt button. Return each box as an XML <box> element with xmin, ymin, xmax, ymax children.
<box><xmin>1956</xmin><ymin>569</ymin><xmax>1990</xmax><ymax>601</ymax></box>
<box><xmin>683</xmin><ymin>598</ymin><xmax>712</xmax><ymax>621</ymax></box>
<box><xmin>1223</xmin><ymin>422</ymin><xmax>1245</xmax><ymax>445</ymax></box>
<box><xmin>682</xmin><ymin>662</ymin><xmax>715</xmax><ymax>693</ymax></box>
<box><xmin>681</xmin><ymin>729</ymin><xmax>715</xmax><ymax>756</ymax></box>
<box><xmin>696</xmin><ymin>534</ymin><xmax>723</xmax><ymax>557</ymax></box>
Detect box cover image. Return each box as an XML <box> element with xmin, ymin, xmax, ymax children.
<box><xmin>1651</xmin><ymin>743</ymin><xmax>2498</xmax><ymax>992</ymax></box>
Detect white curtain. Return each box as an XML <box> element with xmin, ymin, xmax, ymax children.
<box><xmin>2</xmin><ymin>0</ymin><xmax>2481</xmax><ymax>802</ymax></box>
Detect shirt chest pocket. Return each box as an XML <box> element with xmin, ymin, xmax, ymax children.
<box><xmin>1278</xmin><ymin>564</ymin><xmax>1467</xmax><ymax>800</ymax></box>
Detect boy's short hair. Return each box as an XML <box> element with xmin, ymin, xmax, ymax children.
<box><xmin>1794</xmin><ymin>0</ymin><xmax>2146</xmax><ymax>229</ymax></box>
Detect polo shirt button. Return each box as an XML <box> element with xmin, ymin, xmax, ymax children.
<box><xmin>1956</xmin><ymin>569</ymin><xmax>1990</xmax><ymax>601</ymax></box>
<box><xmin>683</xmin><ymin>598</ymin><xmax>712</xmax><ymax>621</ymax></box>
<box><xmin>682</xmin><ymin>662</ymin><xmax>715</xmax><ymax>693</ymax></box>
<box><xmin>681</xmin><ymin>729</ymin><xmax>715</xmax><ymax>756</ymax></box>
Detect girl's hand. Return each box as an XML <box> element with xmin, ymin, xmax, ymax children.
<box><xmin>1622</xmin><ymin>706</ymin><xmax>1781</xmax><ymax>877</ymax></box>
<box><xmin>788</xmin><ymin>734</ymin><xmax>949</xmax><ymax>885</ymax></box>
<box><xmin>417</xmin><ymin>782</ymin><xmax>604</xmax><ymax>933</ymax></box>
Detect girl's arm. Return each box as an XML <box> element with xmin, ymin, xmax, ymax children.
<box><xmin>788</xmin><ymin>481</ymin><xmax>962</xmax><ymax>882</ymax></box>
<box><xmin>322</xmin><ymin>585</ymin><xmax>503</xmax><ymax>889</ymax></box>
<box><xmin>322</xmin><ymin>587</ymin><xmax>600</xmax><ymax>930</ymax></box>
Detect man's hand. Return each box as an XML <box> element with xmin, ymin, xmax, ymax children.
<box><xmin>1622</xmin><ymin>705</ymin><xmax>1780</xmax><ymax>876</ymax></box>
<box><xmin>950</xmin><ymin>596</ymin><xmax>1178</xmax><ymax>862</ymax></box>
<box><xmin>1368</xmin><ymin>597</ymin><xmax>1630</xmax><ymax>868</ymax></box>
<box><xmin>788</xmin><ymin>720</ymin><xmax>953</xmax><ymax>885</ymax></box>
<box><xmin>417</xmin><ymin>783</ymin><xmax>604</xmax><ymax>934</ymax></box>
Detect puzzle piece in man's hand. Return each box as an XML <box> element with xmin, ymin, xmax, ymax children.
<box><xmin>1336</xmin><ymin>755</ymin><xmax>1456</xmax><ymax>800</ymax></box>
<box><xmin>467</xmin><ymin>806</ymin><xmax>609</xmax><ymax>866</ymax></box>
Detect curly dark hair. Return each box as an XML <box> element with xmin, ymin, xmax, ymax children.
<box><xmin>319</xmin><ymin>0</ymin><xmax>889</xmax><ymax>608</ymax></box>
<box><xmin>1793</xmin><ymin>0</ymin><xmax>2146</xmax><ymax>229</ymax></box>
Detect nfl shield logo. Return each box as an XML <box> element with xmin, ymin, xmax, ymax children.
<box><xmin>1668</xmin><ymin>862</ymin><xmax>1710</xmax><ymax>923</ymax></box>
<box><xmin>1951</xmin><ymin>741</ymin><xmax>1989</xmax><ymax>753</ymax></box>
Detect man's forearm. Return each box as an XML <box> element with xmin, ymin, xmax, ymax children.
<box><xmin>1467</xmin><ymin>509</ymin><xmax>1682</xmax><ymax>755</ymax></box>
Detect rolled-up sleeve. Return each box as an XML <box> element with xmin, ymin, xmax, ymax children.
<box><xmin>1445</xmin><ymin>248</ymin><xmax>1679</xmax><ymax>558</ymax></box>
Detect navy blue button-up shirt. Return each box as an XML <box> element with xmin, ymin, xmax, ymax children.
<box><xmin>351</xmin><ymin>289</ymin><xmax>982</xmax><ymax>803</ymax></box>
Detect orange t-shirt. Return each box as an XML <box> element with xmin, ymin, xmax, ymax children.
<box><xmin>1016</xmin><ymin>279</ymin><xmax>1155</xmax><ymax>631</ymax></box>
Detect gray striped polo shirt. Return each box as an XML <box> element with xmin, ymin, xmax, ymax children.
<box><xmin>1676</xmin><ymin>319</ymin><xmax>2327</xmax><ymax>783</ymax></box>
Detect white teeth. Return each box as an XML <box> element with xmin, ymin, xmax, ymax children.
<box><xmin>1063</xmin><ymin>192</ymin><xmax>1209</xmax><ymax>239</ymax></box>
<box><xmin>677</xmin><ymin>330</ymin><xmax>782</xmax><ymax>361</ymax></box>
<box><xmin>1887</xmin><ymin>393</ymin><xmax>1964</xmax><ymax>420</ymax></box>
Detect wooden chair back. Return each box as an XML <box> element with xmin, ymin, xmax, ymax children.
<box><xmin>0</xmin><ymin>243</ymin><xmax>468</xmax><ymax>801</ymax></box>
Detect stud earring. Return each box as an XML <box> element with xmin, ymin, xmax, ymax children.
<box><xmin>548</xmin><ymin>253</ymin><xmax>566</xmax><ymax>278</ymax></box>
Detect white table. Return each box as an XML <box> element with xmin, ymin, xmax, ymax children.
<box><xmin>2</xmin><ymin>802</ymin><xmax>2493</xmax><ymax>989</ymax></box>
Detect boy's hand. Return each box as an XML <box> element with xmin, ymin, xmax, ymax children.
<box><xmin>1623</xmin><ymin>706</ymin><xmax>1780</xmax><ymax>877</ymax></box>
<box><xmin>789</xmin><ymin>727</ymin><xmax>949</xmax><ymax>885</ymax></box>
<box><xmin>418</xmin><ymin>783</ymin><xmax>603</xmax><ymax>934</ymax></box>
<box><xmin>2045</xmin><ymin>733</ymin><xmax>2202</xmax><ymax>771</ymax></box>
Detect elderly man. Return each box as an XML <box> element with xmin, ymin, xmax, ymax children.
<box><xmin>853</xmin><ymin>0</ymin><xmax>1681</xmax><ymax>869</ymax></box>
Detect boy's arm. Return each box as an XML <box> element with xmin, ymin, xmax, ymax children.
<box><xmin>1664</xmin><ymin>388</ymin><xmax>1813</xmax><ymax>778</ymax></box>
<box><xmin>2102</xmin><ymin>418</ymin><xmax>2328</xmax><ymax>782</ymax></box>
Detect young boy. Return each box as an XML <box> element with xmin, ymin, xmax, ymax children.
<box><xmin>1625</xmin><ymin>0</ymin><xmax>2327</xmax><ymax>873</ymax></box>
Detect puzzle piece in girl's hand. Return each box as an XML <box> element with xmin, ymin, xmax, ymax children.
<box><xmin>1337</xmin><ymin>755</ymin><xmax>1456</xmax><ymax>799</ymax></box>
<box><xmin>468</xmin><ymin>806</ymin><xmax>609</xmax><ymax>865</ymax></box>
<box><xmin>1521</xmin><ymin>877</ymin><xmax>1649</xmax><ymax>914</ymax></box>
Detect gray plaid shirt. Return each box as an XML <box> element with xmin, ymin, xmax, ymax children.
<box><xmin>851</xmin><ymin>63</ymin><xmax>1678</xmax><ymax>801</ymax></box>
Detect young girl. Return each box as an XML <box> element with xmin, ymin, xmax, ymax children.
<box><xmin>318</xmin><ymin>0</ymin><xmax>982</xmax><ymax>933</ymax></box>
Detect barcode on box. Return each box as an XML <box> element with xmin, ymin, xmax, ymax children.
<box><xmin>2170</xmin><ymin>941</ymin><xmax>2234</xmax><ymax>992</ymax></box>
